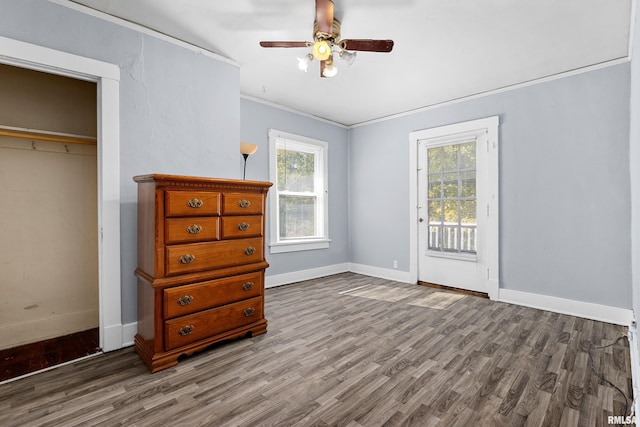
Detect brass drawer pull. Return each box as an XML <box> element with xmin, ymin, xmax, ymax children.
<box><xmin>177</xmin><ymin>295</ymin><xmax>193</xmax><ymax>306</ymax></box>
<box><xmin>179</xmin><ymin>254</ymin><xmax>195</xmax><ymax>264</ymax></box>
<box><xmin>242</xmin><ymin>282</ymin><xmax>254</xmax><ymax>291</ymax></box>
<box><xmin>244</xmin><ymin>247</ymin><xmax>256</xmax><ymax>256</ymax></box>
<box><xmin>187</xmin><ymin>198</ymin><xmax>203</xmax><ymax>208</ymax></box>
<box><xmin>179</xmin><ymin>325</ymin><xmax>195</xmax><ymax>336</ymax></box>
<box><xmin>186</xmin><ymin>224</ymin><xmax>202</xmax><ymax>234</ymax></box>
<box><xmin>237</xmin><ymin>199</ymin><xmax>251</xmax><ymax>208</ymax></box>
<box><xmin>243</xmin><ymin>308</ymin><xmax>255</xmax><ymax>317</ymax></box>
<box><xmin>237</xmin><ymin>222</ymin><xmax>250</xmax><ymax>231</ymax></box>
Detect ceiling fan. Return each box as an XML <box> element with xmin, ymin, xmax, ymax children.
<box><xmin>259</xmin><ymin>0</ymin><xmax>394</xmax><ymax>78</ymax></box>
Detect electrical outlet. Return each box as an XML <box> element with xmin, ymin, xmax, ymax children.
<box><xmin>393</xmin><ymin>260</ymin><xmax>398</xmax><ymax>269</ymax></box>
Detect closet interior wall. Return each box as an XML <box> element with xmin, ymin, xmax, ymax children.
<box><xmin>0</xmin><ymin>63</ymin><xmax>98</xmax><ymax>350</ymax></box>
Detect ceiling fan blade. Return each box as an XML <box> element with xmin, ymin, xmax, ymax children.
<box><xmin>316</xmin><ymin>0</ymin><xmax>334</xmax><ymax>34</ymax></box>
<box><xmin>340</xmin><ymin>39</ymin><xmax>394</xmax><ymax>52</ymax></box>
<box><xmin>320</xmin><ymin>59</ymin><xmax>326</xmax><ymax>78</ymax></box>
<box><xmin>260</xmin><ymin>41</ymin><xmax>309</xmax><ymax>48</ymax></box>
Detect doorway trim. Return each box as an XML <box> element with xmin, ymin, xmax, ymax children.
<box><xmin>0</xmin><ymin>36</ymin><xmax>122</xmax><ymax>352</ymax></box>
<box><xmin>409</xmin><ymin>116</ymin><xmax>499</xmax><ymax>299</ymax></box>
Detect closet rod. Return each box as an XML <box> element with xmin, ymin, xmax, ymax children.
<box><xmin>0</xmin><ymin>125</ymin><xmax>97</xmax><ymax>146</ymax></box>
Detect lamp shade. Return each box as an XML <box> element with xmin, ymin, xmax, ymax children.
<box><xmin>312</xmin><ymin>40</ymin><xmax>331</xmax><ymax>61</ymax></box>
<box><xmin>297</xmin><ymin>54</ymin><xmax>313</xmax><ymax>72</ymax></box>
<box><xmin>322</xmin><ymin>56</ymin><xmax>338</xmax><ymax>78</ymax></box>
<box><xmin>240</xmin><ymin>142</ymin><xmax>258</xmax><ymax>156</ymax></box>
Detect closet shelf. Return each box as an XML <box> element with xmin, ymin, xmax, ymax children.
<box><xmin>0</xmin><ymin>125</ymin><xmax>96</xmax><ymax>145</ymax></box>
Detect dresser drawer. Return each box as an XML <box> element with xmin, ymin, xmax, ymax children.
<box><xmin>165</xmin><ymin>191</ymin><xmax>220</xmax><ymax>217</ymax></box>
<box><xmin>164</xmin><ymin>296</ymin><xmax>263</xmax><ymax>350</ymax></box>
<box><xmin>163</xmin><ymin>272</ymin><xmax>262</xmax><ymax>319</ymax></box>
<box><xmin>222</xmin><ymin>193</ymin><xmax>264</xmax><ymax>215</ymax></box>
<box><xmin>165</xmin><ymin>237</ymin><xmax>264</xmax><ymax>276</ymax></box>
<box><xmin>220</xmin><ymin>215</ymin><xmax>263</xmax><ymax>239</ymax></box>
<box><xmin>165</xmin><ymin>217</ymin><xmax>219</xmax><ymax>244</ymax></box>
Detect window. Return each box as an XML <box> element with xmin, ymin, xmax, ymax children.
<box><xmin>427</xmin><ymin>141</ymin><xmax>477</xmax><ymax>255</ymax></box>
<box><xmin>268</xmin><ymin>129</ymin><xmax>329</xmax><ymax>253</ymax></box>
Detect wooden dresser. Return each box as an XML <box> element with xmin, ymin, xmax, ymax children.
<box><xmin>133</xmin><ymin>174</ymin><xmax>272</xmax><ymax>373</ymax></box>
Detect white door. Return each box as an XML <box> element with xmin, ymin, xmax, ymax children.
<box><xmin>413</xmin><ymin>117</ymin><xmax>499</xmax><ymax>298</ymax></box>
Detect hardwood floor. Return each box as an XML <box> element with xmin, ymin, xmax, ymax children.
<box><xmin>0</xmin><ymin>273</ymin><xmax>633</xmax><ymax>426</ymax></box>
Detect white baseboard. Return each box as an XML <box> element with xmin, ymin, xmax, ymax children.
<box><xmin>348</xmin><ymin>263</ymin><xmax>413</xmax><ymax>284</ymax></box>
<box><xmin>265</xmin><ymin>263</ymin><xmax>350</xmax><ymax>288</ymax></box>
<box><xmin>499</xmin><ymin>288</ymin><xmax>634</xmax><ymax>326</ymax></box>
<box><xmin>121</xmin><ymin>322</ymin><xmax>137</xmax><ymax>348</ymax></box>
<box><xmin>102</xmin><ymin>321</ymin><xmax>136</xmax><ymax>351</ymax></box>
<box><xmin>101</xmin><ymin>323</ymin><xmax>124</xmax><ymax>352</ymax></box>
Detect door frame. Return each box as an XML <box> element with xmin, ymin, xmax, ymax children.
<box><xmin>409</xmin><ymin>116</ymin><xmax>500</xmax><ymax>299</ymax></box>
<box><xmin>0</xmin><ymin>36</ymin><xmax>123</xmax><ymax>351</ymax></box>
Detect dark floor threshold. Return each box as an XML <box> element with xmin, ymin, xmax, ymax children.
<box><xmin>0</xmin><ymin>328</ymin><xmax>100</xmax><ymax>382</ymax></box>
<box><xmin>418</xmin><ymin>281</ymin><xmax>489</xmax><ymax>299</ymax></box>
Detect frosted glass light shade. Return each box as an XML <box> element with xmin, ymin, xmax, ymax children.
<box><xmin>312</xmin><ymin>40</ymin><xmax>331</xmax><ymax>61</ymax></box>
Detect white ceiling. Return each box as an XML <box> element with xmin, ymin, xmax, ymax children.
<box><xmin>69</xmin><ymin>0</ymin><xmax>632</xmax><ymax>126</ymax></box>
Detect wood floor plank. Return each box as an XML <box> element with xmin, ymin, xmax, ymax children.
<box><xmin>0</xmin><ymin>272</ymin><xmax>633</xmax><ymax>426</ymax></box>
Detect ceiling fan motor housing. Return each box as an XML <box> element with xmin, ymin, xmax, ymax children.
<box><xmin>313</xmin><ymin>19</ymin><xmax>341</xmax><ymax>43</ymax></box>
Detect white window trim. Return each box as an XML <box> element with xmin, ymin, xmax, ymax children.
<box><xmin>268</xmin><ymin>129</ymin><xmax>330</xmax><ymax>253</ymax></box>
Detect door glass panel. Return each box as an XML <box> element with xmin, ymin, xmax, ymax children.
<box><xmin>444</xmin><ymin>200</ymin><xmax>458</xmax><ymax>223</ymax></box>
<box><xmin>428</xmin><ymin>200</ymin><xmax>442</xmax><ymax>222</ymax></box>
<box><xmin>460</xmin><ymin>171</ymin><xmax>476</xmax><ymax>197</ymax></box>
<box><xmin>442</xmin><ymin>145</ymin><xmax>457</xmax><ymax>170</ymax></box>
<box><xmin>459</xmin><ymin>142</ymin><xmax>476</xmax><ymax>169</ymax></box>
<box><xmin>427</xmin><ymin>147</ymin><xmax>441</xmax><ymax>171</ymax></box>
<box><xmin>427</xmin><ymin>140</ymin><xmax>477</xmax><ymax>254</ymax></box>
<box><xmin>460</xmin><ymin>200</ymin><xmax>476</xmax><ymax>224</ymax></box>
<box><xmin>442</xmin><ymin>173</ymin><xmax>458</xmax><ymax>198</ymax></box>
<box><xmin>428</xmin><ymin>176</ymin><xmax>441</xmax><ymax>199</ymax></box>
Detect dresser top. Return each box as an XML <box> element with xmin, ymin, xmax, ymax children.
<box><xmin>133</xmin><ymin>174</ymin><xmax>272</xmax><ymax>191</ymax></box>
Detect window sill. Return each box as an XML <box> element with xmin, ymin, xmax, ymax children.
<box><xmin>269</xmin><ymin>239</ymin><xmax>331</xmax><ymax>254</ymax></box>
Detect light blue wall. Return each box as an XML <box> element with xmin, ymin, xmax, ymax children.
<box><xmin>630</xmin><ymin>0</ymin><xmax>640</xmax><ymax>354</ymax></box>
<box><xmin>240</xmin><ymin>99</ymin><xmax>350</xmax><ymax>275</ymax></box>
<box><xmin>350</xmin><ymin>64</ymin><xmax>632</xmax><ymax>309</ymax></box>
<box><xmin>1</xmin><ymin>0</ymin><xmax>241</xmax><ymax>324</ymax></box>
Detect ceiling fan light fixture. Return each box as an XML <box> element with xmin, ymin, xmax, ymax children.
<box><xmin>312</xmin><ymin>40</ymin><xmax>331</xmax><ymax>61</ymax></box>
<box><xmin>297</xmin><ymin>54</ymin><xmax>313</xmax><ymax>72</ymax></box>
<box><xmin>339</xmin><ymin>49</ymin><xmax>357</xmax><ymax>66</ymax></box>
<box><xmin>322</xmin><ymin>57</ymin><xmax>338</xmax><ymax>78</ymax></box>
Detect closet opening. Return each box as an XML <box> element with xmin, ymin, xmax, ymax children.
<box><xmin>0</xmin><ymin>64</ymin><xmax>100</xmax><ymax>380</ymax></box>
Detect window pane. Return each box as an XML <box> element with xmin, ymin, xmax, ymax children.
<box><xmin>279</xmin><ymin>195</ymin><xmax>317</xmax><ymax>239</ymax></box>
<box><xmin>427</xmin><ymin>175</ymin><xmax>441</xmax><ymax>199</ymax></box>
<box><xmin>460</xmin><ymin>200</ymin><xmax>476</xmax><ymax>224</ymax></box>
<box><xmin>459</xmin><ymin>142</ymin><xmax>476</xmax><ymax>169</ymax></box>
<box><xmin>442</xmin><ymin>173</ymin><xmax>458</xmax><ymax>198</ymax></box>
<box><xmin>428</xmin><ymin>200</ymin><xmax>442</xmax><ymax>222</ymax></box>
<box><xmin>428</xmin><ymin>224</ymin><xmax>441</xmax><ymax>250</ymax></box>
<box><xmin>460</xmin><ymin>171</ymin><xmax>476</xmax><ymax>198</ymax></box>
<box><xmin>425</xmin><ymin>140</ymin><xmax>477</xmax><ymax>255</ymax></box>
<box><xmin>442</xmin><ymin>145</ymin><xmax>457</xmax><ymax>171</ymax></box>
<box><xmin>277</xmin><ymin>148</ymin><xmax>315</xmax><ymax>192</ymax></box>
<box><xmin>444</xmin><ymin>200</ymin><xmax>458</xmax><ymax>223</ymax></box>
<box><xmin>428</xmin><ymin>147</ymin><xmax>442</xmax><ymax>171</ymax></box>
